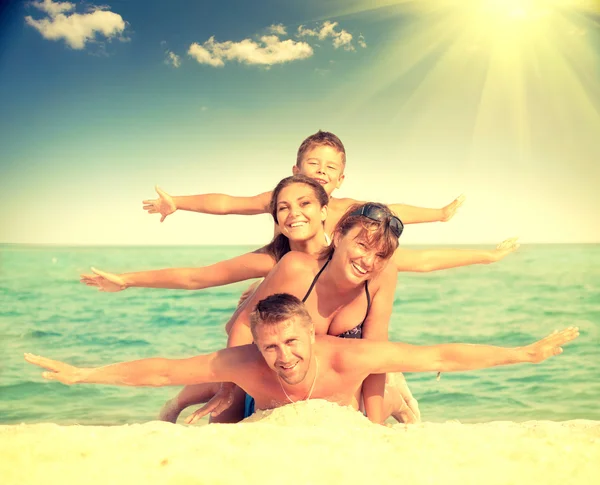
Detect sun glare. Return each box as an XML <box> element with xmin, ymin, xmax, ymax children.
<box><xmin>331</xmin><ymin>0</ymin><xmax>600</xmax><ymax>168</ymax></box>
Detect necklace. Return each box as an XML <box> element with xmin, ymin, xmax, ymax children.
<box><xmin>277</xmin><ymin>357</ymin><xmax>319</xmax><ymax>404</ymax></box>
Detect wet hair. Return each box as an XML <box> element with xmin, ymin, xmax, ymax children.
<box><xmin>261</xmin><ymin>175</ymin><xmax>328</xmax><ymax>262</ymax></box>
<box><xmin>250</xmin><ymin>293</ymin><xmax>313</xmax><ymax>341</ymax></box>
<box><xmin>320</xmin><ymin>202</ymin><xmax>400</xmax><ymax>262</ymax></box>
<box><xmin>296</xmin><ymin>130</ymin><xmax>346</xmax><ymax>167</ymax></box>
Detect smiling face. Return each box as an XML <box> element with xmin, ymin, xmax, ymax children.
<box><xmin>254</xmin><ymin>316</ymin><xmax>315</xmax><ymax>385</ymax></box>
<box><xmin>332</xmin><ymin>226</ymin><xmax>393</xmax><ymax>284</ymax></box>
<box><xmin>292</xmin><ymin>145</ymin><xmax>345</xmax><ymax>197</ymax></box>
<box><xmin>275</xmin><ymin>182</ymin><xmax>327</xmax><ymax>243</ymax></box>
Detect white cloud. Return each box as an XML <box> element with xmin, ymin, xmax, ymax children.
<box><xmin>188</xmin><ymin>40</ymin><xmax>225</xmax><ymax>67</ymax></box>
<box><xmin>333</xmin><ymin>30</ymin><xmax>354</xmax><ymax>50</ymax></box>
<box><xmin>358</xmin><ymin>34</ymin><xmax>367</xmax><ymax>48</ymax></box>
<box><xmin>297</xmin><ymin>25</ymin><xmax>318</xmax><ymax>37</ymax></box>
<box><xmin>33</xmin><ymin>0</ymin><xmax>75</xmax><ymax>16</ymax></box>
<box><xmin>297</xmin><ymin>20</ymin><xmax>358</xmax><ymax>51</ymax></box>
<box><xmin>268</xmin><ymin>24</ymin><xmax>287</xmax><ymax>36</ymax></box>
<box><xmin>188</xmin><ymin>35</ymin><xmax>313</xmax><ymax>67</ymax></box>
<box><xmin>25</xmin><ymin>1</ymin><xmax>126</xmax><ymax>50</ymax></box>
<box><xmin>165</xmin><ymin>50</ymin><xmax>181</xmax><ymax>68</ymax></box>
<box><xmin>318</xmin><ymin>21</ymin><xmax>338</xmax><ymax>40</ymax></box>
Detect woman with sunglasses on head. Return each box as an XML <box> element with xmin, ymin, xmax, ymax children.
<box><xmin>173</xmin><ymin>202</ymin><xmax>412</xmax><ymax>426</ymax></box>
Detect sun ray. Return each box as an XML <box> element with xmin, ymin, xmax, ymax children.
<box><xmin>324</xmin><ymin>0</ymin><xmax>599</xmax><ymax>176</ymax></box>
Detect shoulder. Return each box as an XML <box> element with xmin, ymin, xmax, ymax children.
<box><xmin>329</xmin><ymin>197</ymin><xmax>358</xmax><ymax>213</ymax></box>
<box><xmin>369</xmin><ymin>261</ymin><xmax>398</xmax><ymax>295</ymax></box>
<box><xmin>316</xmin><ymin>336</ymin><xmax>366</xmax><ymax>374</ymax></box>
<box><xmin>277</xmin><ymin>251</ymin><xmax>320</xmax><ymax>273</ymax></box>
<box><xmin>252</xmin><ymin>246</ymin><xmax>278</xmax><ymax>263</ymax></box>
<box><xmin>216</xmin><ymin>344</ymin><xmax>264</xmax><ymax>377</ymax></box>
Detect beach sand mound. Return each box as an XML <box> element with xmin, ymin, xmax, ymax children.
<box><xmin>2</xmin><ymin>400</ymin><xmax>599</xmax><ymax>485</ymax></box>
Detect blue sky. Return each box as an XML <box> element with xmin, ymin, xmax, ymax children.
<box><xmin>1</xmin><ymin>0</ymin><xmax>599</xmax><ymax>245</ymax></box>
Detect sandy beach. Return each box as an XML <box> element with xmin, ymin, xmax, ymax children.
<box><xmin>2</xmin><ymin>400</ymin><xmax>599</xmax><ymax>485</ymax></box>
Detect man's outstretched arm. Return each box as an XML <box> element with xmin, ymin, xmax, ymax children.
<box><xmin>355</xmin><ymin>327</ymin><xmax>579</xmax><ymax>375</ymax></box>
<box><xmin>142</xmin><ymin>186</ymin><xmax>272</xmax><ymax>222</ymax></box>
<box><xmin>24</xmin><ymin>348</ymin><xmax>246</xmax><ymax>387</ymax></box>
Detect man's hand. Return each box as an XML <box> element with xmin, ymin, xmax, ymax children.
<box><xmin>80</xmin><ymin>267</ymin><xmax>126</xmax><ymax>292</ymax></box>
<box><xmin>523</xmin><ymin>327</ymin><xmax>579</xmax><ymax>363</ymax></box>
<box><xmin>489</xmin><ymin>237</ymin><xmax>520</xmax><ymax>263</ymax></box>
<box><xmin>24</xmin><ymin>353</ymin><xmax>84</xmax><ymax>385</ymax></box>
<box><xmin>440</xmin><ymin>194</ymin><xmax>466</xmax><ymax>222</ymax></box>
<box><xmin>185</xmin><ymin>383</ymin><xmax>236</xmax><ymax>424</ymax></box>
<box><xmin>143</xmin><ymin>186</ymin><xmax>177</xmax><ymax>223</ymax></box>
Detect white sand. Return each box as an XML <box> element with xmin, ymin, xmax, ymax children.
<box><xmin>2</xmin><ymin>400</ymin><xmax>599</xmax><ymax>485</ymax></box>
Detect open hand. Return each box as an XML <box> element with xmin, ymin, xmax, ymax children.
<box><xmin>490</xmin><ymin>237</ymin><xmax>520</xmax><ymax>262</ymax></box>
<box><xmin>80</xmin><ymin>267</ymin><xmax>126</xmax><ymax>292</ymax></box>
<box><xmin>440</xmin><ymin>194</ymin><xmax>466</xmax><ymax>222</ymax></box>
<box><xmin>185</xmin><ymin>383</ymin><xmax>236</xmax><ymax>424</ymax></box>
<box><xmin>524</xmin><ymin>327</ymin><xmax>579</xmax><ymax>363</ymax></box>
<box><xmin>24</xmin><ymin>353</ymin><xmax>83</xmax><ymax>385</ymax></box>
<box><xmin>143</xmin><ymin>186</ymin><xmax>176</xmax><ymax>223</ymax></box>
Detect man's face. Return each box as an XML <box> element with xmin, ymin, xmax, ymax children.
<box><xmin>293</xmin><ymin>145</ymin><xmax>345</xmax><ymax>197</ymax></box>
<box><xmin>254</xmin><ymin>317</ymin><xmax>315</xmax><ymax>385</ymax></box>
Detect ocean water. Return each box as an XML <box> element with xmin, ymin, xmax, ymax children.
<box><xmin>0</xmin><ymin>243</ymin><xmax>598</xmax><ymax>425</ymax></box>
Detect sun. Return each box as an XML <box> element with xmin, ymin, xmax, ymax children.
<box><xmin>327</xmin><ymin>0</ymin><xmax>600</xmax><ymax>165</ymax></box>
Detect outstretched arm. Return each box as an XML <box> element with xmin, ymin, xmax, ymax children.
<box><xmin>142</xmin><ymin>186</ymin><xmax>272</xmax><ymax>222</ymax></box>
<box><xmin>388</xmin><ymin>194</ymin><xmax>465</xmax><ymax>224</ymax></box>
<box><xmin>24</xmin><ymin>347</ymin><xmax>251</xmax><ymax>387</ymax></box>
<box><xmin>393</xmin><ymin>238</ymin><xmax>519</xmax><ymax>273</ymax></box>
<box><xmin>80</xmin><ymin>251</ymin><xmax>276</xmax><ymax>292</ymax></box>
<box><xmin>354</xmin><ymin>327</ymin><xmax>579</xmax><ymax>376</ymax></box>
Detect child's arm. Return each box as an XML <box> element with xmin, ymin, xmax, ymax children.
<box><xmin>80</xmin><ymin>251</ymin><xmax>276</xmax><ymax>292</ymax></box>
<box><xmin>394</xmin><ymin>238</ymin><xmax>519</xmax><ymax>273</ymax></box>
<box><xmin>142</xmin><ymin>186</ymin><xmax>272</xmax><ymax>222</ymax></box>
<box><xmin>338</xmin><ymin>195</ymin><xmax>465</xmax><ymax>225</ymax></box>
<box><xmin>387</xmin><ymin>194</ymin><xmax>465</xmax><ymax>224</ymax></box>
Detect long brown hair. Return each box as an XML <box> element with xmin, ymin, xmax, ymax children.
<box><xmin>320</xmin><ymin>202</ymin><xmax>400</xmax><ymax>262</ymax></box>
<box><xmin>261</xmin><ymin>175</ymin><xmax>329</xmax><ymax>262</ymax></box>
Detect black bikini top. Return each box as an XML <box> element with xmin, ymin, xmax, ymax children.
<box><xmin>302</xmin><ymin>258</ymin><xmax>371</xmax><ymax>339</ymax></box>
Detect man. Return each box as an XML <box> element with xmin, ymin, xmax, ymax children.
<box><xmin>25</xmin><ymin>294</ymin><xmax>578</xmax><ymax>420</ymax></box>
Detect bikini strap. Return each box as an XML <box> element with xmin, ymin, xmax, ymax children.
<box><xmin>302</xmin><ymin>257</ymin><xmax>331</xmax><ymax>303</ymax></box>
<box><xmin>361</xmin><ymin>281</ymin><xmax>371</xmax><ymax>325</ymax></box>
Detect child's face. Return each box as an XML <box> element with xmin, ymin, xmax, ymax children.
<box><xmin>292</xmin><ymin>145</ymin><xmax>345</xmax><ymax>197</ymax></box>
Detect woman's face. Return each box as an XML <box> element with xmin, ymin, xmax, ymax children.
<box><xmin>332</xmin><ymin>226</ymin><xmax>391</xmax><ymax>284</ymax></box>
<box><xmin>275</xmin><ymin>183</ymin><xmax>327</xmax><ymax>242</ymax></box>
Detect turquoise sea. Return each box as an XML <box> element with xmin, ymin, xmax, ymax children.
<box><xmin>1</xmin><ymin>244</ymin><xmax>598</xmax><ymax>425</ymax></box>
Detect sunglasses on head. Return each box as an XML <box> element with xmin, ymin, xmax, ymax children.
<box><xmin>349</xmin><ymin>203</ymin><xmax>404</xmax><ymax>238</ymax></box>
